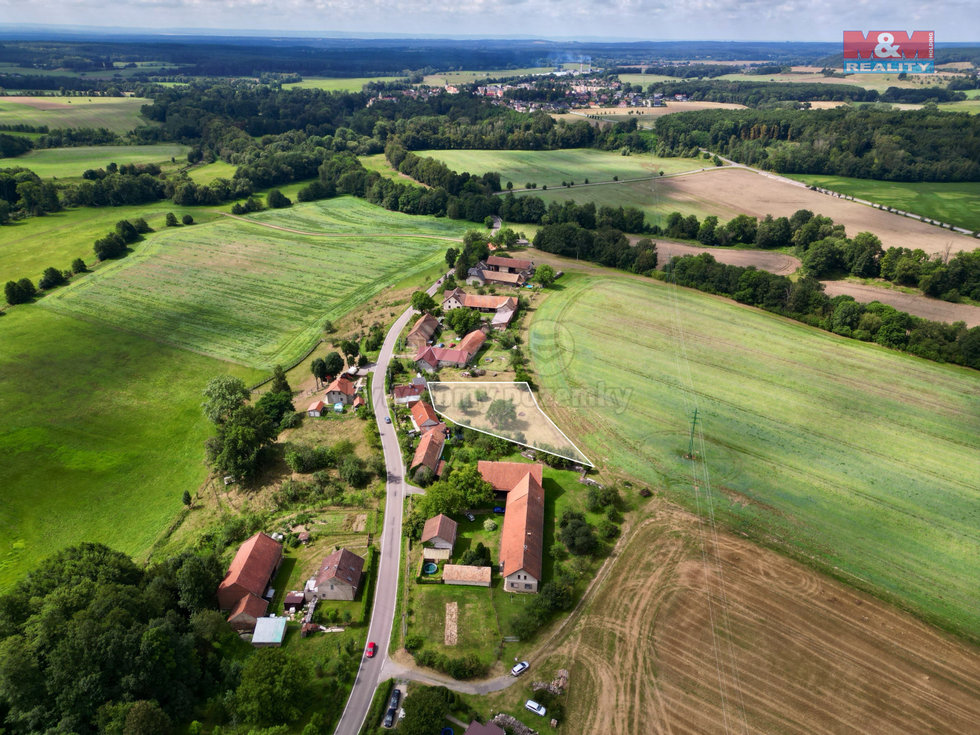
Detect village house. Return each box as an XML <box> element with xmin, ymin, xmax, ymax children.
<box><xmin>486</xmin><ymin>255</ymin><xmax>534</xmax><ymax>275</ymax></box>
<box><xmin>324</xmin><ymin>376</ymin><xmax>357</xmax><ymax>405</ymax></box>
<box><xmin>313</xmin><ymin>548</ymin><xmax>365</xmax><ymax>601</ymax></box>
<box><xmin>411</xmin><ymin>426</ymin><xmax>446</xmax><ymax>477</ymax></box>
<box><xmin>392</xmin><ymin>383</ymin><xmax>426</xmax><ymax>404</ymax></box>
<box><xmin>421</xmin><ymin>513</ymin><xmax>458</xmax><ymax>550</ymax></box>
<box><xmin>217</xmin><ymin>532</ymin><xmax>283</xmax><ymax>611</ymax></box>
<box><xmin>414</xmin><ymin>345</ymin><xmax>471</xmax><ymax>372</ymax></box>
<box><xmin>499</xmin><ymin>472</ymin><xmax>545</xmax><ymax>594</ymax></box>
<box><xmin>442</xmin><ymin>288</ymin><xmax>517</xmax><ymax>313</ymax></box>
<box><xmin>406</xmin><ymin>313</ymin><xmax>440</xmax><ymax>353</ymax></box>
<box><xmin>411</xmin><ymin>400</ymin><xmax>442</xmax><ymax>431</ymax></box>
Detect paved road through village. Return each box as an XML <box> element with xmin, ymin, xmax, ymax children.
<box><xmin>332</xmin><ymin>275</ymin><xmax>444</xmax><ymax>735</ymax></box>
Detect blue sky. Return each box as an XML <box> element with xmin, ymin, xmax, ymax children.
<box><xmin>0</xmin><ymin>0</ymin><xmax>974</xmax><ymax>41</ymax></box>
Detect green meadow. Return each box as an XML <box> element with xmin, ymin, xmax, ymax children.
<box><xmin>0</xmin><ymin>202</ymin><xmax>222</xmax><ymax>285</ymax></box>
<box><xmin>422</xmin><ymin>64</ymin><xmax>579</xmax><ymax>86</ymax></box>
<box><xmin>0</xmin><ymin>306</ymin><xmax>260</xmax><ymax>590</ymax></box>
<box><xmin>187</xmin><ymin>160</ymin><xmax>238</xmax><ymax>184</ymax></box>
<box><xmin>514</xmin><ymin>174</ymin><xmax>717</xmax><ymax>228</ymax></box>
<box><xmin>421</xmin><ymin>148</ymin><xmax>710</xmax><ymax>190</ymax></box>
<box><xmin>282</xmin><ymin>76</ymin><xmax>402</xmax><ymax>91</ymax></box>
<box><xmin>11</xmin><ymin>143</ymin><xmax>189</xmax><ymax>179</ymax></box>
<box><xmin>0</xmin><ymin>96</ymin><xmax>152</xmax><ymax>133</ymax></box>
<box><xmin>529</xmin><ymin>273</ymin><xmax>980</xmax><ymax>638</ymax></box>
<box><xmin>786</xmin><ymin>175</ymin><xmax>980</xmax><ymax>234</ymax></box>
<box><xmin>41</xmin><ymin>197</ymin><xmax>467</xmax><ymax>368</ymax></box>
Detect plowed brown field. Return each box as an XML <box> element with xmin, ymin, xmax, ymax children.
<box><xmin>662</xmin><ymin>168</ymin><xmax>979</xmax><ymax>256</ymax></box>
<box><xmin>544</xmin><ymin>504</ymin><xmax>980</xmax><ymax>735</ymax></box>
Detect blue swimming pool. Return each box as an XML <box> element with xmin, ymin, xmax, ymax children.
<box><xmin>422</xmin><ymin>561</ymin><xmax>438</xmax><ymax>575</ymax></box>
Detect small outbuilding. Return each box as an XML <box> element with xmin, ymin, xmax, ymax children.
<box><xmin>283</xmin><ymin>591</ymin><xmax>306</xmax><ymax>612</ymax></box>
<box><xmin>443</xmin><ymin>564</ymin><xmax>492</xmax><ymax>587</ymax></box>
<box><xmin>227</xmin><ymin>593</ymin><xmax>269</xmax><ymax>634</ymax></box>
<box><xmin>307</xmin><ymin>400</ymin><xmax>325</xmax><ymax>417</ymax></box>
<box><xmin>252</xmin><ymin>616</ymin><xmax>287</xmax><ymax>647</ymax></box>
<box><xmin>464</xmin><ymin>720</ymin><xmax>506</xmax><ymax>735</ymax></box>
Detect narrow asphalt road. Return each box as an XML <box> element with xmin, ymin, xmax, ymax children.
<box><xmin>332</xmin><ymin>275</ymin><xmax>445</xmax><ymax>735</ymax></box>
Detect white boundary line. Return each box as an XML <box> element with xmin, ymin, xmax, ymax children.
<box><xmin>425</xmin><ymin>380</ymin><xmax>594</xmax><ymax>467</ymax></box>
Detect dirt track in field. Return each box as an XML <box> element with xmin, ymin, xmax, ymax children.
<box><xmin>547</xmin><ymin>504</ymin><xmax>980</xmax><ymax>734</ymax></box>
<box><xmin>661</xmin><ymin>168</ymin><xmax>978</xmax><ymax>256</ymax></box>
<box><xmin>821</xmin><ymin>281</ymin><xmax>980</xmax><ymax>327</ymax></box>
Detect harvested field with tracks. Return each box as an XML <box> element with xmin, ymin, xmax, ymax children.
<box><xmin>544</xmin><ymin>507</ymin><xmax>980</xmax><ymax>734</ymax></box>
<box><xmin>658</xmin><ymin>168</ymin><xmax>979</xmax><ymax>256</ymax></box>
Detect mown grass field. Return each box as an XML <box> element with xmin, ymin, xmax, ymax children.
<box><xmin>0</xmin><ymin>202</ymin><xmax>222</xmax><ymax>285</ymax></box>
<box><xmin>514</xmin><ymin>174</ymin><xmax>716</xmax><ymax>229</ymax></box>
<box><xmin>0</xmin><ymin>96</ymin><xmax>151</xmax><ymax>133</ymax></box>
<box><xmin>529</xmin><ymin>273</ymin><xmax>980</xmax><ymax>638</ymax></box>
<box><xmin>282</xmin><ymin>76</ymin><xmax>402</xmax><ymax>91</ymax></box>
<box><xmin>187</xmin><ymin>160</ymin><xmax>238</xmax><ymax>184</ymax></box>
<box><xmin>786</xmin><ymin>175</ymin><xmax>980</xmax><ymax>234</ymax></box>
<box><xmin>0</xmin><ymin>306</ymin><xmax>260</xmax><ymax>590</ymax></box>
<box><xmin>41</xmin><ymin>197</ymin><xmax>468</xmax><ymax>368</ymax></box>
<box><xmin>12</xmin><ymin>143</ymin><xmax>189</xmax><ymax>179</ymax></box>
<box><xmin>618</xmin><ymin>71</ymin><xmax>932</xmax><ymax>93</ymax></box>
<box><xmin>421</xmin><ymin>148</ymin><xmax>710</xmax><ymax>190</ymax></box>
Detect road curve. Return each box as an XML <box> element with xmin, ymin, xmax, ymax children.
<box><xmin>332</xmin><ymin>276</ymin><xmax>444</xmax><ymax>735</ymax></box>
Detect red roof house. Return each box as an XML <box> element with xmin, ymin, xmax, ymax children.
<box><xmin>411</xmin><ymin>401</ymin><xmax>441</xmax><ymax>430</ymax></box>
<box><xmin>217</xmin><ymin>532</ymin><xmax>283</xmax><ymax>610</ymax></box>
<box><xmin>458</xmin><ymin>329</ymin><xmax>487</xmax><ymax>357</ymax></box>
<box><xmin>313</xmin><ymin>548</ymin><xmax>365</xmax><ymax>601</ymax></box>
<box><xmin>411</xmin><ymin>428</ymin><xmax>445</xmax><ymax>476</ymax></box>
<box><xmin>421</xmin><ymin>513</ymin><xmax>458</xmax><ymax>550</ymax></box>
<box><xmin>499</xmin><ymin>473</ymin><xmax>545</xmax><ymax>594</ymax></box>
<box><xmin>324</xmin><ymin>377</ymin><xmax>357</xmax><ymax>405</ymax></box>
<box><xmin>477</xmin><ymin>461</ymin><xmax>544</xmax><ymax>493</ymax></box>
<box><xmin>227</xmin><ymin>592</ymin><xmax>269</xmax><ymax>633</ymax></box>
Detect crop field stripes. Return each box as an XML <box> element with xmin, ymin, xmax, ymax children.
<box><xmin>663</xmin><ymin>272</ymin><xmax>750</xmax><ymax>735</ymax></box>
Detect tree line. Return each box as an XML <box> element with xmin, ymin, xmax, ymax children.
<box><xmin>655</xmin><ymin>107</ymin><xmax>980</xmax><ymax>181</ymax></box>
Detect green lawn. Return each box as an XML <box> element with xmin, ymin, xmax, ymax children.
<box><xmin>529</xmin><ymin>273</ymin><xmax>980</xmax><ymax>639</ymax></box>
<box><xmin>0</xmin><ymin>96</ymin><xmax>152</xmax><ymax>133</ymax></box>
<box><xmin>282</xmin><ymin>76</ymin><xmax>402</xmax><ymax>91</ymax></box>
<box><xmin>359</xmin><ymin>153</ymin><xmax>411</xmax><ymax>183</ymax></box>
<box><xmin>0</xmin><ymin>305</ymin><xmax>260</xmax><ymax>590</ymax></box>
<box><xmin>0</xmin><ymin>201</ymin><xmax>222</xmax><ymax>285</ymax></box>
<box><xmin>937</xmin><ymin>99</ymin><xmax>980</xmax><ymax>114</ymax></box>
<box><xmin>40</xmin><ymin>198</ymin><xmax>467</xmax><ymax>368</ymax></box>
<box><xmin>11</xmin><ymin>143</ymin><xmax>189</xmax><ymax>179</ymax></box>
<box><xmin>785</xmin><ymin>175</ymin><xmax>980</xmax><ymax>234</ymax></box>
<box><xmin>420</xmin><ymin>148</ymin><xmax>709</xmax><ymax>190</ymax></box>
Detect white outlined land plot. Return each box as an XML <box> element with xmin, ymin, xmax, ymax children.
<box><xmin>427</xmin><ymin>381</ymin><xmax>593</xmax><ymax>466</ymax></box>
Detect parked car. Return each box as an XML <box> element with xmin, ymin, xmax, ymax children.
<box><xmin>493</xmin><ymin>506</ymin><xmax>505</xmax><ymax>514</ymax></box>
<box><xmin>383</xmin><ymin>707</ymin><xmax>396</xmax><ymax>728</ymax></box>
<box><xmin>384</xmin><ymin>416</ymin><xmax>391</xmax><ymax>424</ymax></box>
<box><xmin>465</xmin><ymin>512</ymin><xmax>475</xmax><ymax>522</ymax></box>
<box><xmin>388</xmin><ymin>688</ymin><xmax>401</xmax><ymax>710</ymax></box>
<box><xmin>525</xmin><ymin>700</ymin><xmax>547</xmax><ymax>716</ymax></box>
<box><xmin>511</xmin><ymin>661</ymin><xmax>530</xmax><ymax>677</ymax></box>
<box><xmin>365</xmin><ymin>641</ymin><xmax>377</xmax><ymax>658</ymax></box>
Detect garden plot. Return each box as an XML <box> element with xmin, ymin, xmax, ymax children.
<box><xmin>427</xmin><ymin>381</ymin><xmax>592</xmax><ymax>465</ymax></box>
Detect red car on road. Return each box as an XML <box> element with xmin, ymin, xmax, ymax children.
<box><xmin>365</xmin><ymin>641</ymin><xmax>378</xmax><ymax>658</ymax></box>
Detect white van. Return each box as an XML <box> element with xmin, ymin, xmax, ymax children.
<box><xmin>524</xmin><ymin>700</ymin><xmax>547</xmax><ymax>717</ymax></box>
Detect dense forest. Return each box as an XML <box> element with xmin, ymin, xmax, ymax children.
<box><xmin>655</xmin><ymin>107</ymin><xmax>980</xmax><ymax>181</ymax></box>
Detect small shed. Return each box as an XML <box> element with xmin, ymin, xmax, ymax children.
<box><xmin>283</xmin><ymin>591</ymin><xmax>305</xmax><ymax>612</ymax></box>
<box><xmin>252</xmin><ymin>616</ymin><xmax>287</xmax><ymax>647</ymax></box>
<box><xmin>352</xmin><ymin>395</ymin><xmax>365</xmax><ymax>410</ymax></box>
<box><xmin>307</xmin><ymin>400</ymin><xmax>325</xmax><ymax>417</ymax></box>
<box><xmin>443</xmin><ymin>565</ymin><xmax>492</xmax><ymax>587</ymax></box>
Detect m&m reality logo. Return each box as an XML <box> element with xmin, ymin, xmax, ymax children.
<box><xmin>842</xmin><ymin>30</ymin><xmax>935</xmax><ymax>73</ymax></box>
